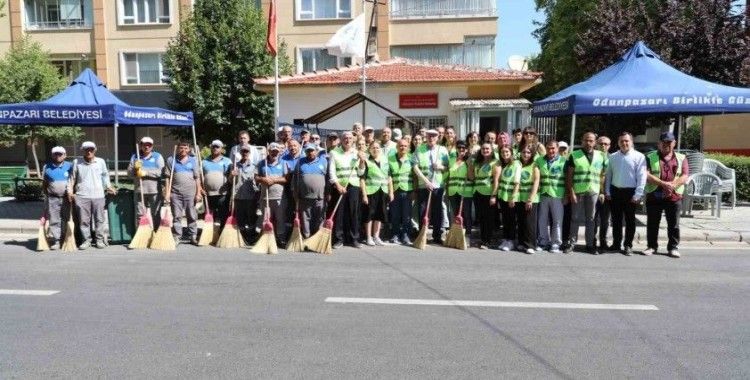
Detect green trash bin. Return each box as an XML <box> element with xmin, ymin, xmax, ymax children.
<box><xmin>108</xmin><ymin>188</ymin><xmax>135</xmax><ymax>244</ymax></box>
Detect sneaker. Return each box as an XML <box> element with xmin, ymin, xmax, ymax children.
<box><xmin>332</xmin><ymin>242</ymin><xmax>343</xmax><ymax>249</ymax></box>
<box><xmin>500</xmin><ymin>240</ymin><xmax>511</xmax><ymax>251</ymax></box>
<box><xmin>374</xmin><ymin>237</ymin><xmax>385</xmax><ymax>246</ymax></box>
<box><xmin>49</xmin><ymin>241</ymin><xmax>60</xmax><ymax>251</ymax></box>
<box><xmin>352</xmin><ymin>242</ymin><xmax>363</xmax><ymax>249</ymax></box>
<box><xmin>78</xmin><ymin>240</ymin><xmax>91</xmax><ymax>250</ymax></box>
<box><xmin>535</xmin><ymin>246</ymin><xmax>544</xmax><ymax>252</ymax></box>
<box><xmin>562</xmin><ymin>244</ymin><xmax>573</xmax><ymax>254</ymax></box>
<box><xmin>95</xmin><ymin>241</ymin><xmax>107</xmax><ymax>249</ymax></box>
<box><xmin>366</xmin><ymin>237</ymin><xmax>376</xmax><ymax>246</ymax></box>
<box><xmin>623</xmin><ymin>247</ymin><xmax>633</xmax><ymax>256</ymax></box>
<box><xmin>401</xmin><ymin>236</ymin><xmax>412</xmax><ymax>245</ymax></box>
<box><xmin>668</xmin><ymin>249</ymin><xmax>681</xmax><ymax>258</ymax></box>
<box><xmin>525</xmin><ymin>248</ymin><xmax>535</xmax><ymax>254</ymax></box>
<box><xmin>390</xmin><ymin>236</ymin><xmax>401</xmax><ymax>245</ymax></box>
<box><xmin>549</xmin><ymin>244</ymin><xmax>561</xmax><ymax>254</ymax></box>
<box><xmin>642</xmin><ymin>247</ymin><xmax>656</xmax><ymax>256</ymax></box>
<box><xmin>479</xmin><ymin>244</ymin><xmax>488</xmax><ymax>250</ymax></box>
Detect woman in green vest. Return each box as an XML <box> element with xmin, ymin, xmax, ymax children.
<box><xmin>469</xmin><ymin>142</ymin><xmax>498</xmax><ymax>249</ymax></box>
<box><xmin>360</xmin><ymin>142</ymin><xmax>394</xmax><ymax>246</ymax></box>
<box><xmin>515</xmin><ymin>147</ymin><xmax>541</xmax><ymax>254</ymax></box>
<box><xmin>446</xmin><ymin>140</ymin><xmax>473</xmax><ymax>238</ymax></box>
<box><xmin>492</xmin><ymin>145</ymin><xmax>519</xmax><ymax>251</ymax></box>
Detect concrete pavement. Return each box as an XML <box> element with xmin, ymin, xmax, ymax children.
<box><xmin>1</xmin><ymin>242</ymin><xmax>748</xmax><ymax>378</ymax></box>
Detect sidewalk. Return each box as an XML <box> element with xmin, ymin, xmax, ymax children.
<box><xmin>0</xmin><ymin>196</ymin><xmax>748</xmax><ymax>243</ymax></box>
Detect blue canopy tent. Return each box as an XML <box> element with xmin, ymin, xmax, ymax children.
<box><xmin>532</xmin><ymin>41</ymin><xmax>750</xmax><ymax>147</ymax></box>
<box><xmin>0</xmin><ymin>69</ymin><xmax>194</xmax><ymax>184</ymax></box>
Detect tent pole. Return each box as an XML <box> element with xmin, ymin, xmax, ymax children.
<box><xmin>570</xmin><ymin>114</ymin><xmax>577</xmax><ymax>147</ymax></box>
<box><xmin>114</xmin><ymin>122</ymin><xmax>119</xmax><ymax>186</ymax></box>
<box><xmin>191</xmin><ymin>124</ymin><xmax>198</xmax><ymax>151</ymax></box>
<box><xmin>676</xmin><ymin>115</ymin><xmax>683</xmax><ymax>151</ymax></box>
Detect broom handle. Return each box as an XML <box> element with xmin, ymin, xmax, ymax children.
<box><xmin>229</xmin><ymin>155</ymin><xmax>238</xmax><ymax>217</ymax></box>
<box><xmin>457</xmin><ymin>196</ymin><xmax>463</xmax><ymax>216</ymax></box>
<box><xmin>195</xmin><ymin>145</ymin><xmax>211</xmax><ymax>212</ymax></box>
<box><xmin>165</xmin><ymin>145</ymin><xmax>177</xmax><ymax>202</ymax></box>
<box><xmin>135</xmin><ymin>144</ymin><xmax>146</xmax><ymax>206</ymax></box>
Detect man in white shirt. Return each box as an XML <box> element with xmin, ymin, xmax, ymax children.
<box><xmin>605</xmin><ymin>132</ymin><xmax>647</xmax><ymax>256</ymax></box>
<box><xmin>230</xmin><ymin>130</ymin><xmax>261</xmax><ymax>164</ymax></box>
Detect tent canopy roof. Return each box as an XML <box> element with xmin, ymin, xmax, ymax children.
<box><xmin>0</xmin><ymin>68</ymin><xmax>193</xmax><ymax>126</ymax></box>
<box><xmin>532</xmin><ymin>41</ymin><xmax>750</xmax><ymax>117</ymax></box>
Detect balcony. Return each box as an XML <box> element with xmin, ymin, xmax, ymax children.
<box><xmin>390</xmin><ymin>0</ymin><xmax>497</xmax><ymax>19</ymax></box>
<box><xmin>24</xmin><ymin>0</ymin><xmax>93</xmax><ymax>31</ymax></box>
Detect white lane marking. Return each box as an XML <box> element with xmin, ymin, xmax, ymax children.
<box><xmin>325</xmin><ymin>297</ymin><xmax>659</xmax><ymax>311</ymax></box>
<box><xmin>0</xmin><ymin>289</ymin><xmax>60</xmax><ymax>296</ymax></box>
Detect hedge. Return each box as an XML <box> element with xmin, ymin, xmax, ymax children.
<box><xmin>705</xmin><ymin>153</ymin><xmax>750</xmax><ymax>202</ymax></box>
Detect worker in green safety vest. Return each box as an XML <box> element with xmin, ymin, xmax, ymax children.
<box><xmin>388</xmin><ymin>138</ymin><xmax>417</xmax><ymax>245</ymax></box>
<box><xmin>535</xmin><ymin>140</ymin><xmax>567</xmax><ymax>254</ymax></box>
<box><xmin>328</xmin><ymin>131</ymin><xmax>367</xmax><ymax>249</ymax></box>
<box><xmin>564</xmin><ymin>131</ymin><xmax>606</xmax><ymax>255</ymax></box>
<box><xmin>492</xmin><ymin>145</ymin><xmax>520</xmax><ymax>252</ymax></box>
<box><xmin>446</xmin><ymin>140</ymin><xmax>474</xmax><ymax>239</ymax></box>
<box><xmin>412</xmin><ymin>129</ymin><xmax>450</xmax><ymax>244</ymax></box>
<box><xmin>515</xmin><ymin>146</ymin><xmax>541</xmax><ymax>254</ymax></box>
<box><xmin>470</xmin><ymin>142</ymin><xmax>498</xmax><ymax>249</ymax></box>
<box><xmin>643</xmin><ymin>132</ymin><xmax>689</xmax><ymax>258</ymax></box>
<box><xmin>360</xmin><ymin>141</ymin><xmax>394</xmax><ymax>247</ymax></box>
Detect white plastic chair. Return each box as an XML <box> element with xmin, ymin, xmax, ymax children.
<box><xmin>684</xmin><ymin>173</ymin><xmax>722</xmax><ymax>218</ymax></box>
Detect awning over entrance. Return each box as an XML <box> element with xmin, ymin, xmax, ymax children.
<box><xmin>449</xmin><ymin>98</ymin><xmax>531</xmax><ymax>109</ymax></box>
<box><xmin>303</xmin><ymin>92</ymin><xmax>416</xmax><ymax>126</ymax></box>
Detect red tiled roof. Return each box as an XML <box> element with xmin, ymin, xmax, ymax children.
<box><xmin>254</xmin><ymin>58</ymin><xmax>542</xmax><ymax>85</ymax></box>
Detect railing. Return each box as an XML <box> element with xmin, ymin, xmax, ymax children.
<box><xmin>25</xmin><ymin>19</ymin><xmax>90</xmax><ymax>30</ymax></box>
<box><xmin>390</xmin><ymin>0</ymin><xmax>497</xmax><ymax>19</ymax></box>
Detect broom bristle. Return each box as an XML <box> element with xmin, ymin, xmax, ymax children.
<box><xmin>149</xmin><ymin>208</ymin><xmax>176</xmax><ymax>251</ymax></box>
<box><xmin>286</xmin><ymin>225</ymin><xmax>304</xmax><ymax>252</ymax></box>
<box><xmin>413</xmin><ymin>226</ymin><xmax>428</xmax><ymax>250</ymax></box>
<box><xmin>61</xmin><ymin>221</ymin><xmax>77</xmax><ymax>252</ymax></box>
<box><xmin>36</xmin><ymin>217</ymin><xmax>50</xmax><ymax>252</ymax></box>
<box><xmin>216</xmin><ymin>217</ymin><xmax>244</xmax><ymax>248</ymax></box>
<box><xmin>305</xmin><ymin>227</ymin><xmax>332</xmax><ymax>255</ymax></box>
<box><xmin>444</xmin><ymin>223</ymin><xmax>467</xmax><ymax>250</ymax></box>
<box><xmin>129</xmin><ymin>215</ymin><xmax>154</xmax><ymax>250</ymax></box>
<box><xmin>250</xmin><ymin>231</ymin><xmax>278</xmax><ymax>254</ymax></box>
<box><xmin>197</xmin><ymin>223</ymin><xmax>214</xmax><ymax>246</ymax></box>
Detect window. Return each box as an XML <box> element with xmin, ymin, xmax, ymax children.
<box><xmin>387</xmin><ymin>116</ymin><xmax>448</xmax><ymax>134</ymax></box>
<box><xmin>390</xmin><ymin>0</ymin><xmax>496</xmax><ymax>19</ymax></box>
<box><xmin>119</xmin><ymin>0</ymin><xmax>170</xmax><ymax>25</ymax></box>
<box><xmin>297</xmin><ymin>0</ymin><xmax>351</xmax><ymax>20</ymax></box>
<box><xmin>122</xmin><ymin>53</ymin><xmax>166</xmax><ymax>85</ymax></box>
<box><xmin>298</xmin><ymin>48</ymin><xmax>351</xmax><ymax>73</ymax></box>
<box><xmin>51</xmin><ymin>59</ymin><xmax>93</xmax><ymax>81</ymax></box>
<box><xmin>391</xmin><ymin>35</ymin><xmax>495</xmax><ymax>68</ymax></box>
<box><xmin>24</xmin><ymin>0</ymin><xmax>92</xmax><ymax>30</ymax></box>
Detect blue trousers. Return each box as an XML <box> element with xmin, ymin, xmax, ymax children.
<box><xmin>389</xmin><ymin>190</ymin><xmax>413</xmax><ymax>240</ymax></box>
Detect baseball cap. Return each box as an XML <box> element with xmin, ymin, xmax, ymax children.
<box><xmin>210</xmin><ymin>139</ymin><xmax>224</xmax><ymax>148</ymax></box>
<box><xmin>426</xmin><ymin>129</ymin><xmax>439</xmax><ymax>136</ymax></box>
<box><xmin>327</xmin><ymin>132</ymin><xmax>339</xmax><ymax>139</ymax></box>
<box><xmin>51</xmin><ymin>146</ymin><xmax>66</xmax><ymax>154</ymax></box>
<box><xmin>364</xmin><ymin>125</ymin><xmax>374</xmax><ymax>132</ymax></box>
<box><xmin>139</xmin><ymin>136</ymin><xmax>154</xmax><ymax>145</ymax></box>
<box><xmin>558</xmin><ymin>141</ymin><xmax>569</xmax><ymax>149</ymax></box>
<box><xmin>304</xmin><ymin>143</ymin><xmax>317</xmax><ymax>151</ymax></box>
<box><xmin>393</xmin><ymin>129</ymin><xmax>403</xmax><ymax>139</ymax></box>
<box><xmin>300</xmin><ymin>129</ymin><xmax>310</xmax><ymax>135</ymax></box>
<box><xmin>660</xmin><ymin>132</ymin><xmax>676</xmax><ymax>142</ymax></box>
<box><xmin>80</xmin><ymin>141</ymin><xmax>96</xmax><ymax>150</ymax></box>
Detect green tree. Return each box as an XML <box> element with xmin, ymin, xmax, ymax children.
<box><xmin>0</xmin><ymin>37</ymin><xmax>82</xmax><ymax>174</ymax></box>
<box><xmin>164</xmin><ymin>0</ymin><xmax>292</xmax><ymax>146</ymax></box>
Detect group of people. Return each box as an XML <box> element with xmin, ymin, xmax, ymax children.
<box><xmin>40</xmin><ymin>122</ymin><xmax>687</xmax><ymax>258</ymax></box>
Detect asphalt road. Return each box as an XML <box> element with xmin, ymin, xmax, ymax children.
<box><xmin>1</xmin><ymin>240</ymin><xmax>748</xmax><ymax>379</ymax></box>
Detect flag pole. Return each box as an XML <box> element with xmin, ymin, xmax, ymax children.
<box><xmin>361</xmin><ymin>0</ymin><xmax>367</xmax><ymax>127</ymax></box>
<box><xmin>274</xmin><ymin>0</ymin><xmax>280</xmax><ymax>129</ymax></box>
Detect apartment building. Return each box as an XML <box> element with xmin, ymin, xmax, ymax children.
<box><xmin>260</xmin><ymin>0</ymin><xmax>498</xmax><ymax>73</ymax></box>
<box><xmin>0</xmin><ymin>0</ymin><xmax>192</xmax><ymax>164</ymax></box>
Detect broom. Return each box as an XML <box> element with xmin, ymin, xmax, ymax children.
<box><xmin>216</xmin><ymin>156</ymin><xmax>245</xmax><ymax>248</ymax></box>
<box><xmin>444</xmin><ymin>197</ymin><xmax>467</xmax><ymax>250</ymax></box>
<box><xmin>195</xmin><ymin>145</ymin><xmax>215</xmax><ymax>246</ymax></box>
<box><xmin>129</xmin><ymin>143</ymin><xmax>154</xmax><ymax>249</ymax></box>
<box><xmin>304</xmin><ymin>194</ymin><xmax>343</xmax><ymax>255</ymax></box>
<box><xmin>413</xmin><ymin>188</ymin><xmax>432</xmax><ymax>250</ymax></box>
<box><xmin>149</xmin><ymin>145</ymin><xmax>177</xmax><ymax>251</ymax></box>
<box><xmin>286</xmin><ymin>168</ymin><xmax>304</xmax><ymax>252</ymax></box>
<box><xmin>36</xmin><ymin>208</ymin><xmax>50</xmax><ymax>252</ymax></box>
<box><xmin>251</xmin><ymin>187</ymin><xmax>278</xmax><ymax>255</ymax></box>
<box><xmin>61</xmin><ymin>161</ymin><xmax>78</xmax><ymax>252</ymax></box>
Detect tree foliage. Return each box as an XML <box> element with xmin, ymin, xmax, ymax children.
<box><xmin>530</xmin><ymin>0</ymin><xmax>750</xmax><ymax>141</ymax></box>
<box><xmin>164</xmin><ymin>0</ymin><xmax>292</xmax><ymax>146</ymax></box>
<box><xmin>0</xmin><ymin>37</ymin><xmax>82</xmax><ymax>148</ymax></box>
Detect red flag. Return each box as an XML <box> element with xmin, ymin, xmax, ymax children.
<box><xmin>266</xmin><ymin>0</ymin><xmax>277</xmax><ymax>56</ymax></box>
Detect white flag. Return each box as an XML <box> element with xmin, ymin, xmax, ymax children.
<box><xmin>325</xmin><ymin>14</ymin><xmax>366</xmax><ymax>59</ymax></box>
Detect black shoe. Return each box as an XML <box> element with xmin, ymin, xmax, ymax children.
<box><xmin>434</xmin><ymin>238</ymin><xmax>444</xmax><ymax>245</ymax></box>
<box><xmin>562</xmin><ymin>244</ymin><xmax>573</xmax><ymax>254</ymax></box>
<box><xmin>332</xmin><ymin>242</ymin><xmax>343</xmax><ymax>249</ymax></box>
<box><xmin>597</xmin><ymin>246</ymin><xmax>606</xmax><ymax>255</ymax></box>
<box><xmin>623</xmin><ymin>247</ymin><xmax>633</xmax><ymax>256</ymax></box>
<box><xmin>352</xmin><ymin>242</ymin><xmax>363</xmax><ymax>249</ymax></box>
<box><xmin>586</xmin><ymin>246</ymin><xmax>598</xmax><ymax>255</ymax></box>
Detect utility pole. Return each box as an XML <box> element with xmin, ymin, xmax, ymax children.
<box><xmin>361</xmin><ymin>0</ymin><xmax>385</xmax><ymax>127</ymax></box>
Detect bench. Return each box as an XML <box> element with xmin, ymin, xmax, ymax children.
<box><xmin>0</xmin><ymin>166</ymin><xmax>28</xmax><ymax>196</ymax></box>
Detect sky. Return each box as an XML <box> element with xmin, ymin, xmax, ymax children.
<box><xmin>495</xmin><ymin>1</ymin><xmax>543</xmax><ymax>69</ymax></box>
